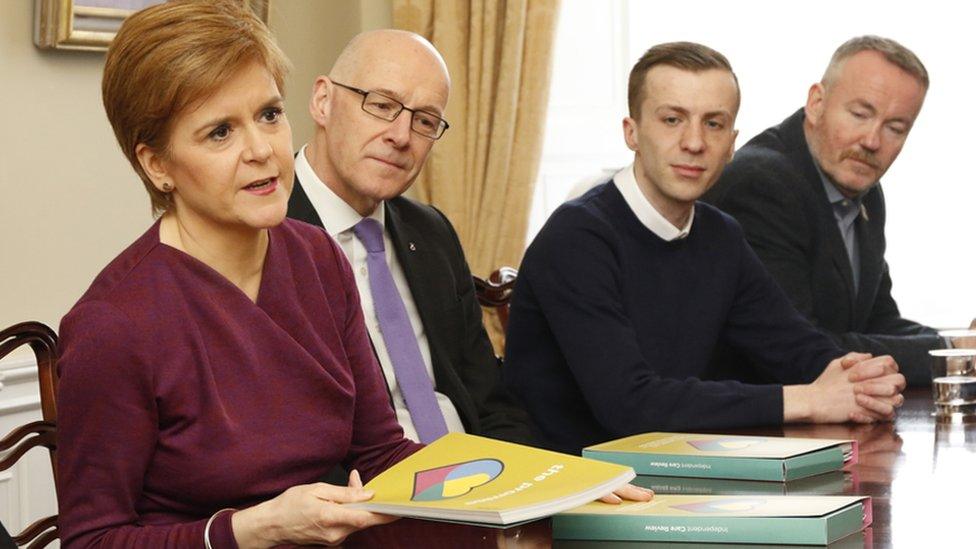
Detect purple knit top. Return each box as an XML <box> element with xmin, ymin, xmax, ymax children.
<box><xmin>56</xmin><ymin>219</ymin><xmax>420</xmax><ymax>548</ymax></box>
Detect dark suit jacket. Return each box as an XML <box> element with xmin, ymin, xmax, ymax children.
<box><xmin>704</xmin><ymin>109</ymin><xmax>940</xmax><ymax>386</ymax></box>
<box><xmin>288</xmin><ymin>174</ymin><xmax>535</xmax><ymax>443</ymax></box>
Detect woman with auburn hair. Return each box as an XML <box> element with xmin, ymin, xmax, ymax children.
<box><xmin>55</xmin><ymin>1</ymin><xmax>420</xmax><ymax>546</ymax></box>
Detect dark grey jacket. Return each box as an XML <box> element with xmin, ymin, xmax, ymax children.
<box><xmin>705</xmin><ymin>109</ymin><xmax>940</xmax><ymax>386</ymax></box>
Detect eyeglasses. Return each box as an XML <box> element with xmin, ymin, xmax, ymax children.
<box><xmin>332</xmin><ymin>81</ymin><xmax>450</xmax><ymax>140</ymax></box>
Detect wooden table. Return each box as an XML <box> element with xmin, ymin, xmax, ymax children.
<box><xmin>343</xmin><ymin>388</ymin><xmax>974</xmax><ymax>547</ymax></box>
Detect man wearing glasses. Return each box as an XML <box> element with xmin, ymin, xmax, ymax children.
<box><xmin>288</xmin><ymin>30</ymin><xmax>533</xmax><ymax>446</ymax></box>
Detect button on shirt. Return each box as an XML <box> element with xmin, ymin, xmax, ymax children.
<box><xmin>294</xmin><ymin>145</ymin><xmax>465</xmax><ymax>443</ymax></box>
<box><xmin>814</xmin><ymin>161</ymin><xmax>866</xmax><ymax>294</ymax></box>
<box><xmin>614</xmin><ymin>163</ymin><xmax>694</xmax><ymax>240</ymax></box>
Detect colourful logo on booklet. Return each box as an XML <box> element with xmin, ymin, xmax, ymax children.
<box><xmin>687</xmin><ymin>437</ymin><xmax>766</xmax><ymax>452</ymax></box>
<box><xmin>672</xmin><ymin>497</ymin><xmax>767</xmax><ymax>513</ymax></box>
<box><xmin>411</xmin><ymin>458</ymin><xmax>504</xmax><ymax>501</ymax></box>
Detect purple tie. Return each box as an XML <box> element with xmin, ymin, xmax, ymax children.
<box><xmin>353</xmin><ymin>218</ymin><xmax>449</xmax><ymax>443</ymax></box>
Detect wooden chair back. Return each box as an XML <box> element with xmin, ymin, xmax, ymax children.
<box><xmin>473</xmin><ymin>266</ymin><xmax>518</xmax><ymax>332</ymax></box>
<box><xmin>0</xmin><ymin>322</ymin><xmax>59</xmax><ymax>548</ymax></box>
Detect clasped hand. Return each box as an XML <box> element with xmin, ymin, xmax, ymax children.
<box><xmin>831</xmin><ymin>352</ymin><xmax>906</xmax><ymax>423</ymax></box>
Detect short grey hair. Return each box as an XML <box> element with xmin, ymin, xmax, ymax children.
<box><xmin>822</xmin><ymin>35</ymin><xmax>928</xmax><ymax>89</ymax></box>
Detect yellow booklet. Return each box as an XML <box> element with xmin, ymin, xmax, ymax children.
<box><xmin>347</xmin><ymin>432</ymin><xmax>635</xmax><ymax>526</ymax></box>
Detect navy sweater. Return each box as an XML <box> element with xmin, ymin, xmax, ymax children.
<box><xmin>504</xmin><ymin>182</ymin><xmax>842</xmax><ymax>454</ymax></box>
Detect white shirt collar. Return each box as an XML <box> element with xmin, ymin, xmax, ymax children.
<box><xmin>613</xmin><ymin>163</ymin><xmax>693</xmax><ymax>241</ymax></box>
<box><xmin>294</xmin><ymin>144</ymin><xmax>385</xmax><ymax>235</ymax></box>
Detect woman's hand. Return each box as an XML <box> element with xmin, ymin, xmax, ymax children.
<box><xmin>231</xmin><ymin>470</ymin><xmax>397</xmax><ymax>548</ymax></box>
<box><xmin>598</xmin><ymin>483</ymin><xmax>654</xmax><ymax>504</ymax></box>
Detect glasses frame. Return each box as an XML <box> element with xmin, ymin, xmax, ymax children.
<box><xmin>332</xmin><ymin>81</ymin><xmax>450</xmax><ymax>140</ymax></box>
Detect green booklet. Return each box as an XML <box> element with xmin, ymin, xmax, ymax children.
<box><xmin>346</xmin><ymin>433</ymin><xmax>634</xmax><ymax>526</ymax></box>
<box><xmin>553</xmin><ymin>494</ymin><xmax>872</xmax><ymax>545</ymax></box>
<box><xmin>633</xmin><ymin>471</ymin><xmax>855</xmax><ymax>496</ymax></box>
<box><xmin>583</xmin><ymin>432</ymin><xmax>856</xmax><ymax>481</ymax></box>
<box><xmin>554</xmin><ymin>534</ymin><xmax>868</xmax><ymax>549</ymax></box>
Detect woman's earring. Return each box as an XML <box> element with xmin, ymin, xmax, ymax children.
<box><xmin>161</xmin><ymin>182</ymin><xmax>173</xmax><ymax>192</ymax></box>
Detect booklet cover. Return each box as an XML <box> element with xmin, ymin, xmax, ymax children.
<box><xmin>584</xmin><ymin>432</ymin><xmax>857</xmax><ymax>481</ymax></box>
<box><xmin>347</xmin><ymin>432</ymin><xmax>635</xmax><ymax>526</ymax></box>
<box><xmin>553</xmin><ymin>494</ymin><xmax>872</xmax><ymax>545</ymax></box>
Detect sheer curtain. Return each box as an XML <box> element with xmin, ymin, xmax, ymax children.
<box><xmin>394</xmin><ymin>0</ymin><xmax>561</xmax><ymax>349</ymax></box>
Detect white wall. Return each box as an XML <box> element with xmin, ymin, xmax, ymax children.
<box><xmin>532</xmin><ymin>0</ymin><xmax>975</xmax><ymax>329</ymax></box>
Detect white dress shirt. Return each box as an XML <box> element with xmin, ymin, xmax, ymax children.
<box><xmin>613</xmin><ymin>163</ymin><xmax>694</xmax><ymax>241</ymax></box>
<box><xmin>295</xmin><ymin>145</ymin><xmax>465</xmax><ymax>442</ymax></box>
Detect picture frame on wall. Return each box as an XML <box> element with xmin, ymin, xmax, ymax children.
<box><xmin>33</xmin><ymin>0</ymin><xmax>271</xmax><ymax>52</ymax></box>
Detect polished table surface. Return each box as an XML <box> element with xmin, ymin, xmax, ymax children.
<box><xmin>343</xmin><ymin>388</ymin><xmax>973</xmax><ymax>547</ymax></box>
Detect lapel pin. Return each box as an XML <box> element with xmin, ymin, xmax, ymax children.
<box><xmin>409</xmin><ymin>242</ymin><xmax>417</xmax><ymax>251</ymax></box>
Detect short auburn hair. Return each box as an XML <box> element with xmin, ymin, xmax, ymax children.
<box><xmin>102</xmin><ymin>0</ymin><xmax>291</xmax><ymax>215</ymax></box>
<box><xmin>627</xmin><ymin>41</ymin><xmax>740</xmax><ymax>119</ymax></box>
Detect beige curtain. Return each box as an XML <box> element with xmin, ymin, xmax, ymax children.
<box><xmin>393</xmin><ymin>0</ymin><xmax>560</xmax><ymax>350</ymax></box>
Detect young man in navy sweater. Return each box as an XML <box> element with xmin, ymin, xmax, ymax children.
<box><xmin>504</xmin><ymin>42</ymin><xmax>907</xmax><ymax>455</ymax></box>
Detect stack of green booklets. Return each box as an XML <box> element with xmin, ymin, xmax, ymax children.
<box><xmin>583</xmin><ymin>432</ymin><xmax>857</xmax><ymax>481</ymax></box>
<box><xmin>346</xmin><ymin>432</ymin><xmax>635</xmax><ymax>526</ymax></box>
<box><xmin>553</xmin><ymin>494</ymin><xmax>872</xmax><ymax>544</ymax></box>
<box><xmin>553</xmin><ymin>432</ymin><xmax>870</xmax><ymax>544</ymax></box>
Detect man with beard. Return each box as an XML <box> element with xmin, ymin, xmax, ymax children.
<box><xmin>705</xmin><ymin>36</ymin><xmax>957</xmax><ymax>386</ymax></box>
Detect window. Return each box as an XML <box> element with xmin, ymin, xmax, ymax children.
<box><xmin>531</xmin><ymin>0</ymin><xmax>973</xmax><ymax>328</ymax></box>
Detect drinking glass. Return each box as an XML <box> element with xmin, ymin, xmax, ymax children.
<box><xmin>928</xmin><ymin>348</ymin><xmax>976</xmax><ymax>420</ymax></box>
